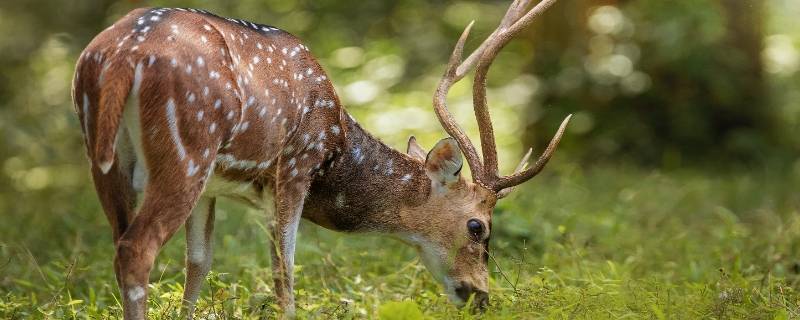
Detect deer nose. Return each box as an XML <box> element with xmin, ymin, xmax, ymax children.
<box><xmin>455</xmin><ymin>281</ymin><xmax>489</xmax><ymax>311</ymax></box>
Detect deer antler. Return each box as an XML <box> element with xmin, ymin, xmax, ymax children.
<box><xmin>433</xmin><ymin>0</ymin><xmax>571</xmax><ymax>193</ymax></box>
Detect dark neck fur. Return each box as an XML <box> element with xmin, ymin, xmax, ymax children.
<box><xmin>304</xmin><ymin>113</ymin><xmax>431</xmax><ymax>232</ymax></box>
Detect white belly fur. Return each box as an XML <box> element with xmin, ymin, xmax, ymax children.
<box><xmin>202</xmin><ymin>173</ymin><xmax>266</xmax><ymax>209</ymax></box>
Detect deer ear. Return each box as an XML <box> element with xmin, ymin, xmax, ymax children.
<box><xmin>407</xmin><ymin>136</ymin><xmax>427</xmax><ymax>161</ymax></box>
<box><xmin>425</xmin><ymin>138</ymin><xmax>463</xmax><ymax>186</ymax></box>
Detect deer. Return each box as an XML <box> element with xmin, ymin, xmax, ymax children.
<box><xmin>71</xmin><ymin>0</ymin><xmax>568</xmax><ymax>318</ymax></box>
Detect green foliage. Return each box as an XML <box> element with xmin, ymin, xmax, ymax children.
<box><xmin>1</xmin><ymin>165</ymin><xmax>799</xmax><ymax>318</ymax></box>
<box><xmin>378</xmin><ymin>300</ymin><xmax>426</xmax><ymax>320</ymax></box>
<box><xmin>526</xmin><ymin>0</ymin><xmax>800</xmax><ymax>165</ymax></box>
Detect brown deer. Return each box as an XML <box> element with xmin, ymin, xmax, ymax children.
<box><xmin>71</xmin><ymin>0</ymin><xmax>568</xmax><ymax>318</ymax></box>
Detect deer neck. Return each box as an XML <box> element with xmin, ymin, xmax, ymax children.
<box><xmin>304</xmin><ymin>114</ymin><xmax>431</xmax><ymax>233</ymax></box>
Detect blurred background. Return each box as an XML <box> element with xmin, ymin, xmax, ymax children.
<box><xmin>2</xmin><ymin>0</ymin><xmax>799</xmax><ymax>194</ymax></box>
<box><xmin>1</xmin><ymin>0</ymin><xmax>799</xmax><ymax>317</ymax></box>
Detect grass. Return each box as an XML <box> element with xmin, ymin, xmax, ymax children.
<box><xmin>1</xmin><ymin>162</ymin><xmax>799</xmax><ymax>319</ymax></box>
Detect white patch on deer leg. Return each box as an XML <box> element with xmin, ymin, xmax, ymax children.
<box><xmin>282</xmin><ymin>212</ymin><xmax>301</xmax><ymax>280</ymax></box>
<box><xmin>186</xmin><ymin>197</ymin><xmax>211</xmax><ymax>264</ymax></box>
<box><xmin>127</xmin><ymin>286</ymin><xmax>145</xmax><ymax>302</ymax></box>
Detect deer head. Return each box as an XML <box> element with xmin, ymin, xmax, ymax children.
<box><xmin>393</xmin><ymin>0</ymin><xmax>571</xmax><ymax>309</ymax></box>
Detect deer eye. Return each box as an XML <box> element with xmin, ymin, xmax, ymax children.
<box><xmin>467</xmin><ymin>219</ymin><xmax>484</xmax><ymax>239</ymax></box>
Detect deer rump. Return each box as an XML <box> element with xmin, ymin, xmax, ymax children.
<box><xmin>73</xmin><ymin>8</ymin><xmax>343</xmax><ymax>203</ymax></box>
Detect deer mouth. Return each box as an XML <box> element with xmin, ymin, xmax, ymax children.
<box><xmin>453</xmin><ymin>281</ymin><xmax>489</xmax><ymax>311</ymax></box>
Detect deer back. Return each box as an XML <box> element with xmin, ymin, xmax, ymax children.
<box><xmin>73</xmin><ymin>7</ymin><xmax>346</xmax><ymax>188</ymax></box>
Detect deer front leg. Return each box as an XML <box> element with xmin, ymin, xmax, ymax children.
<box><xmin>183</xmin><ymin>197</ymin><xmax>216</xmax><ymax>319</ymax></box>
<box><xmin>268</xmin><ymin>175</ymin><xmax>309</xmax><ymax>317</ymax></box>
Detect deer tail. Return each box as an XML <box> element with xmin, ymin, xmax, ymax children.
<box><xmin>79</xmin><ymin>58</ymin><xmax>139</xmax><ymax>174</ymax></box>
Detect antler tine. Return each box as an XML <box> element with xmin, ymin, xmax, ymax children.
<box><xmin>433</xmin><ymin>20</ymin><xmax>485</xmax><ymax>183</ymax></box>
<box><xmin>495</xmin><ymin>114</ymin><xmax>572</xmax><ymax>191</ymax></box>
<box><xmin>454</xmin><ymin>0</ymin><xmax>537</xmax><ymax>80</ymax></box>
<box><xmin>471</xmin><ymin>0</ymin><xmax>559</xmax><ymax>185</ymax></box>
<box><xmin>513</xmin><ymin>147</ymin><xmax>534</xmax><ymax>173</ymax></box>
<box><xmin>495</xmin><ymin>147</ymin><xmax>533</xmax><ymax>198</ymax></box>
<box><xmin>506</xmin><ymin>0</ymin><xmax>559</xmax><ymax>36</ymax></box>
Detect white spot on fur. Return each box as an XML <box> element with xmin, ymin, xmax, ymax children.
<box><xmin>98</xmin><ymin>160</ymin><xmax>113</xmax><ymax>174</ymax></box>
<box><xmin>385</xmin><ymin>159</ymin><xmax>393</xmax><ymax>175</ymax></box>
<box><xmin>216</xmin><ymin>153</ymin><xmax>258</xmax><ymax>170</ymax></box>
<box><xmin>165</xmin><ymin>99</ymin><xmax>187</xmax><ymax>160</ymax></box>
<box><xmin>187</xmin><ymin>159</ymin><xmax>200</xmax><ymax>177</ymax></box>
<box><xmin>127</xmin><ymin>286</ymin><xmax>145</xmax><ymax>302</ymax></box>
<box><xmin>335</xmin><ymin>193</ymin><xmax>345</xmax><ymax>208</ymax></box>
<box><xmin>352</xmin><ymin>147</ymin><xmax>362</xmax><ymax>164</ymax></box>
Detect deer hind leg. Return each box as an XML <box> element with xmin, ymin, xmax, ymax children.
<box><xmin>90</xmin><ymin>152</ymin><xmax>136</xmax><ymax>292</ymax></box>
<box><xmin>115</xmin><ymin>182</ymin><xmax>206</xmax><ymax>320</ymax></box>
<box><xmin>182</xmin><ymin>196</ymin><xmax>216</xmax><ymax>319</ymax></box>
<box><xmin>115</xmin><ymin>154</ymin><xmax>213</xmax><ymax>320</ymax></box>
<box><xmin>115</xmin><ymin>84</ymin><xmax>219</xmax><ymax>320</ymax></box>
<box><xmin>91</xmin><ymin>154</ymin><xmax>136</xmax><ymax>244</ymax></box>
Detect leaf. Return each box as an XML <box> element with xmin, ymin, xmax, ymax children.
<box><xmin>66</xmin><ymin>299</ymin><xmax>83</xmax><ymax>306</ymax></box>
<box><xmin>378</xmin><ymin>300</ymin><xmax>425</xmax><ymax>320</ymax></box>
<box><xmin>773</xmin><ymin>309</ymin><xmax>788</xmax><ymax>320</ymax></box>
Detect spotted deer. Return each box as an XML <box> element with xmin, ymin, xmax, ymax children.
<box><xmin>71</xmin><ymin>0</ymin><xmax>567</xmax><ymax>318</ymax></box>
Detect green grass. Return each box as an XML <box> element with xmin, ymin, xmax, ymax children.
<box><xmin>1</xmin><ymin>163</ymin><xmax>799</xmax><ymax>319</ymax></box>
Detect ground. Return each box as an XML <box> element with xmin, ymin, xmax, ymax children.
<box><xmin>1</xmin><ymin>163</ymin><xmax>798</xmax><ymax>319</ymax></box>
